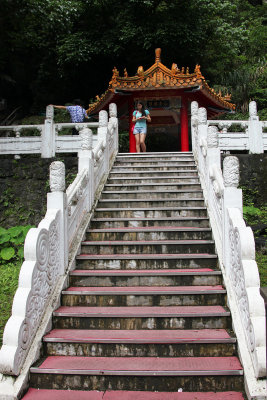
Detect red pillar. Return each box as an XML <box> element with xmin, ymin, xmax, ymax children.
<box><xmin>180</xmin><ymin>96</ymin><xmax>189</xmax><ymax>152</ymax></box>
<box><xmin>128</xmin><ymin>98</ymin><xmax>136</xmax><ymax>153</ymax></box>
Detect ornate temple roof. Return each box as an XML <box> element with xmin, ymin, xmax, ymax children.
<box><xmin>87</xmin><ymin>48</ymin><xmax>235</xmax><ymax>115</ymax></box>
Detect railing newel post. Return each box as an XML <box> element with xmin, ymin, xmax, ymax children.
<box><xmin>42</xmin><ymin>105</ymin><xmax>55</xmax><ymax>158</ymax></box>
<box><xmin>47</xmin><ymin>161</ymin><xmax>68</xmax><ymax>273</ymax></box>
<box><xmin>109</xmin><ymin>103</ymin><xmax>119</xmax><ymax>155</ymax></box>
<box><xmin>98</xmin><ymin>110</ymin><xmax>109</xmax><ymax>175</ymax></box>
<box><xmin>248</xmin><ymin>101</ymin><xmax>264</xmax><ymax>154</ymax></box>
<box><xmin>78</xmin><ymin>127</ymin><xmax>93</xmax><ymax>212</ymax></box>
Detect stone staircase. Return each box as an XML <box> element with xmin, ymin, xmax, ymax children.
<box><xmin>22</xmin><ymin>152</ymin><xmax>245</xmax><ymax>400</ymax></box>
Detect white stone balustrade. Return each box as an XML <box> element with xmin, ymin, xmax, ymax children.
<box><xmin>0</xmin><ymin>105</ymin><xmax>100</xmax><ymax>158</ymax></box>
<box><xmin>0</xmin><ymin>105</ymin><xmax>118</xmax><ymax>384</ymax></box>
<box><xmin>205</xmin><ymin>101</ymin><xmax>266</xmax><ymax>153</ymax></box>
<box><xmin>191</xmin><ymin>102</ymin><xmax>266</xmax><ymax>399</ymax></box>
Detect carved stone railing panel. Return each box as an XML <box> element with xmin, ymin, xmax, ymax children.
<box><xmin>0</xmin><ymin>208</ymin><xmax>61</xmax><ymax>375</ymax></box>
<box><xmin>0</xmin><ymin>105</ymin><xmax>118</xmax><ymax>380</ymax></box>
<box><xmin>205</xmin><ymin>102</ymin><xmax>266</xmax><ymax>154</ymax></box>
<box><xmin>192</xmin><ymin>102</ymin><xmax>266</xmax><ymax>397</ymax></box>
<box><xmin>67</xmin><ymin>168</ymin><xmax>89</xmax><ymax>247</ymax></box>
<box><xmin>227</xmin><ymin>208</ymin><xmax>266</xmax><ymax>377</ymax></box>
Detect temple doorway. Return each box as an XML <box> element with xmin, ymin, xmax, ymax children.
<box><xmin>146</xmin><ymin>126</ymin><xmax>181</xmax><ymax>152</ymax></box>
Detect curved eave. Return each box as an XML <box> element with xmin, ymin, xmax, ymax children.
<box><xmin>88</xmin><ymin>63</ymin><xmax>235</xmax><ymax>115</ymax></box>
<box><xmin>88</xmin><ymin>90</ymin><xmax>116</xmax><ymax>115</ymax></box>
<box><xmin>201</xmin><ymin>80</ymin><xmax>235</xmax><ymax>111</ymax></box>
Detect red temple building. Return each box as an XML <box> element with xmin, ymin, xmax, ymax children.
<box><xmin>87</xmin><ymin>48</ymin><xmax>235</xmax><ymax>152</ymax></box>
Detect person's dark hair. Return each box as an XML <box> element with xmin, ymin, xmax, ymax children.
<box><xmin>73</xmin><ymin>99</ymin><xmax>82</xmax><ymax>106</ymax></box>
<box><xmin>137</xmin><ymin>101</ymin><xmax>146</xmax><ymax>116</ymax></box>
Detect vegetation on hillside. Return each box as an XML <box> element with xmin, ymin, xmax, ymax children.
<box><xmin>0</xmin><ymin>225</ymin><xmax>33</xmax><ymax>346</ymax></box>
<box><xmin>0</xmin><ymin>0</ymin><xmax>266</xmax><ymax>114</ymax></box>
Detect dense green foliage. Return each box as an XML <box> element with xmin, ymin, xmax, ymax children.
<box><xmin>0</xmin><ymin>0</ymin><xmax>266</xmax><ymax>113</ymax></box>
<box><xmin>0</xmin><ymin>261</ymin><xmax>21</xmax><ymax>346</ymax></box>
<box><xmin>241</xmin><ymin>183</ymin><xmax>267</xmax><ymax>286</ymax></box>
<box><xmin>0</xmin><ymin>225</ymin><xmax>33</xmax><ymax>345</ymax></box>
<box><xmin>0</xmin><ymin>225</ymin><xmax>33</xmax><ymax>264</ymax></box>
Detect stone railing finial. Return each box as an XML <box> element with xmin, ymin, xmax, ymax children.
<box><xmin>198</xmin><ymin>107</ymin><xmax>207</xmax><ymax>125</ymax></box>
<box><xmin>50</xmin><ymin>161</ymin><xmax>65</xmax><ymax>192</ymax></box>
<box><xmin>46</xmin><ymin>105</ymin><xmax>54</xmax><ymax>120</ymax></box>
<box><xmin>207</xmin><ymin>126</ymin><xmax>219</xmax><ymax>148</ymax></box>
<box><xmin>223</xmin><ymin>156</ymin><xmax>239</xmax><ymax>187</ymax></box>
<box><xmin>99</xmin><ymin>110</ymin><xmax>108</xmax><ymax>127</ymax></box>
<box><xmin>191</xmin><ymin>101</ymin><xmax>199</xmax><ymax>116</ymax></box>
<box><xmin>249</xmin><ymin>101</ymin><xmax>257</xmax><ymax>119</ymax></box>
<box><xmin>80</xmin><ymin>128</ymin><xmax>93</xmax><ymax>150</ymax></box>
<box><xmin>109</xmin><ymin>103</ymin><xmax>117</xmax><ymax>118</ymax></box>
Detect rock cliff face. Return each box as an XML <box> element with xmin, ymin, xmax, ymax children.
<box><xmin>231</xmin><ymin>154</ymin><xmax>267</xmax><ymax>207</ymax></box>
<box><xmin>0</xmin><ymin>156</ymin><xmax>78</xmax><ymax>227</ymax></box>
<box><xmin>0</xmin><ymin>153</ymin><xmax>266</xmax><ymax>229</ymax></box>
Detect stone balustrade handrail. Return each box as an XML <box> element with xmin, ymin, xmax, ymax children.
<box><xmin>0</xmin><ymin>105</ymin><xmax>119</xmax><ymax>388</ymax></box>
<box><xmin>0</xmin><ymin>124</ymin><xmax>44</xmax><ymax>131</ymax></box>
<box><xmin>191</xmin><ymin>101</ymin><xmax>266</xmax><ymax>399</ymax></box>
<box><xmin>207</xmin><ymin>120</ymin><xmax>249</xmax><ymax>126</ymax></box>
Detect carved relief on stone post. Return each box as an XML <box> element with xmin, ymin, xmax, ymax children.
<box><xmin>223</xmin><ymin>156</ymin><xmax>239</xmax><ymax>187</ymax></box>
<box><xmin>99</xmin><ymin>110</ymin><xmax>108</xmax><ymax>127</ymax></box>
<box><xmin>191</xmin><ymin>101</ymin><xmax>199</xmax><ymax>117</ymax></box>
<box><xmin>109</xmin><ymin>103</ymin><xmax>117</xmax><ymax>118</ymax></box>
<box><xmin>50</xmin><ymin>161</ymin><xmax>65</xmax><ymax>192</ymax></box>
<box><xmin>46</xmin><ymin>105</ymin><xmax>54</xmax><ymax>120</ymax></box>
<box><xmin>207</xmin><ymin>126</ymin><xmax>219</xmax><ymax>148</ymax></box>
<box><xmin>249</xmin><ymin>101</ymin><xmax>257</xmax><ymax>118</ymax></box>
<box><xmin>80</xmin><ymin>128</ymin><xmax>92</xmax><ymax>150</ymax></box>
<box><xmin>198</xmin><ymin>107</ymin><xmax>207</xmax><ymax>125</ymax></box>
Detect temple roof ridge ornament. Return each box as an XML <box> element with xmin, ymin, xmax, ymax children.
<box><xmin>155</xmin><ymin>48</ymin><xmax>161</xmax><ymax>63</ymax></box>
<box><xmin>87</xmin><ymin>48</ymin><xmax>235</xmax><ymax>115</ymax></box>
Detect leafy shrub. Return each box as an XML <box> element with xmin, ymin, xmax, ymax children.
<box><xmin>119</xmin><ymin>131</ymin><xmax>129</xmax><ymax>153</ymax></box>
<box><xmin>0</xmin><ymin>225</ymin><xmax>34</xmax><ymax>264</ymax></box>
<box><xmin>256</xmin><ymin>252</ymin><xmax>267</xmax><ymax>287</ymax></box>
<box><xmin>0</xmin><ymin>261</ymin><xmax>21</xmax><ymax>346</ymax></box>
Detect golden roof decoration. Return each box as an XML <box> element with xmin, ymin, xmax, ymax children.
<box><xmin>88</xmin><ymin>48</ymin><xmax>235</xmax><ymax>114</ymax></box>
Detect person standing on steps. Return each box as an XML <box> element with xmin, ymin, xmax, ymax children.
<box><xmin>132</xmin><ymin>101</ymin><xmax>151</xmax><ymax>152</ymax></box>
<box><xmin>51</xmin><ymin>99</ymin><xmax>89</xmax><ymax>135</ymax></box>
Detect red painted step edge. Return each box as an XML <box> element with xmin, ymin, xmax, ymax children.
<box><xmin>70</xmin><ymin>268</ymin><xmax>218</xmax><ymax>275</ymax></box>
<box><xmin>54</xmin><ymin>305</ymin><xmax>228</xmax><ymax>317</ymax></box>
<box><xmin>32</xmin><ymin>356</ymin><xmax>243</xmax><ymax>374</ymax></box>
<box><xmin>44</xmin><ymin>329</ymin><xmax>234</xmax><ymax>343</ymax></box>
<box><xmin>63</xmin><ymin>285</ymin><xmax>225</xmax><ymax>293</ymax></box>
<box><xmin>22</xmin><ymin>388</ymin><xmax>245</xmax><ymax>400</ymax></box>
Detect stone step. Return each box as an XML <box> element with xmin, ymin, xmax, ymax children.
<box><xmin>115</xmin><ymin>158</ymin><xmax>195</xmax><ymax>164</ymax></box>
<box><xmin>61</xmin><ymin>285</ymin><xmax>226</xmax><ymax>307</ymax></box>
<box><xmin>97</xmin><ymin>198</ymin><xmax>205</xmax><ymax>209</ymax></box>
<box><xmin>112</xmin><ymin>164</ymin><xmax>197</xmax><ymax>170</ymax></box>
<box><xmin>43</xmin><ymin>329</ymin><xmax>236</xmax><ymax>357</ymax></box>
<box><xmin>114</xmin><ymin>161</ymin><xmax>196</xmax><ymax>167</ymax></box>
<box><xmin>104</xmin><ymin>183</ymin><xmax>202</xmax><ymax>191</ymax></box>
<box><xmin>22</xmin><ymin>388</ymin><xmax>246</xmax><ymax>400</ymax></box>
<box><xmin>52</xmin><ymin>305</ymin><xmax>231</xmax><ymax>330</ymax></box>
<box><xmin>107</xmin><ymin>176</ymin><xmax>200</xmax><ymax>184</ymax></box>
<box><xmin>90</xmin><ymin>217</ymin><xmax>210</xmax><ymax>229</ymax></box>
<box><xmin>116</xmin><ymin>152</ymin><xmax>194</xmax><ymax>160</ymax></box>
<box><xmin>69</xmin><ymin>269</ymin><xmax>222</xmax><ymax>287</ymax></box>
<box><xmin>109</xmin><ymin>170</ymin><xmax>199</xmax><ymax>177</ymax></box>
<box><xmin>86</xmin><ymin>227</ymin><xmax>212</xmax><ymax>241</ymax></box>
<box><xmin>80</xmin><ymin>240</ymin><xmax>215</xmax><ymax>255</ymax></box>
<box><xmin>29</xmin><ymin>356</ymin><xmax>243</xmax><ymax>392</ymax></box>
<box><xmin>101</xmin><ymin>190</ymin><xmax>204</xmax><ymax>199</ymax></box>
<box><xmin>75</xmin><ymin>253</ymin><xmax>218</xmax><ymax>270</ymax></box>
<box><xmin>94</xmin><ymin>207</ymin><xmax>208</xmax><ymax>219</ymax></box>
